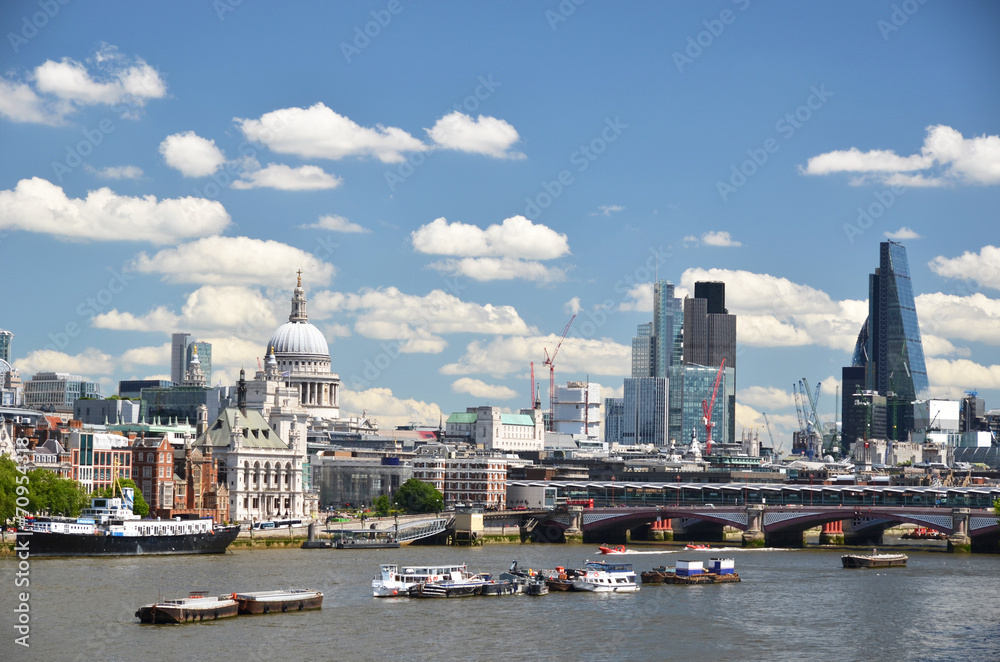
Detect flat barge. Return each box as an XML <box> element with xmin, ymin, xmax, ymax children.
<box><xmin>233</xmin><ymin>589</ymin><xmax>324</xmax><ymax>614</ymax></box>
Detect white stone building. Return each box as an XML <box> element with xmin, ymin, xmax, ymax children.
<box><xmin>445</xmin><ymin>406</ymin><xmax>544</xmax><ymax>452</ymax></box>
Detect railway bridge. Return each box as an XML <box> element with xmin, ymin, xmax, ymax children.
<box><xmin>504</xmin><ymin>481</ymin><xmax>1000</xmax><ymax>553</ymax></box>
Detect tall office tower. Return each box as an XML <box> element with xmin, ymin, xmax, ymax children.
<box><xmin>683</xmin><ymin>282</ymin><xmax>737</xmax><ymax>369</ymax></box>
<box><xmin>652</xmin><ymin>280</ymin><xmax>684</xmax><ymax>377</ymax></box>
<box><xmin>622</xmin><ymin>377</ymin><xmax>669</xmax><ymax>446</ymax></box>
<box><xmin>0</xmin><ymin>329</ymin><xmax>12</xmax><ymax>363</ymax></box>
<box><xmin>631</xmin><ymin>322</ymin><xmax>654</xmax><ymax>378</ymax></box>
<box><xmin>676</xmin><ymin>281</ymin><xmax>737</xmax><ymax>445</ymax></box>
<box><xmin>170</xmin><ymin>332</ymin><xmax>191</xmax><ymax>385</ymax></box>
<box><xmin>851</xmin><ymin>241</ymin><xmax>929</xmax><ymax>439</ymax></box>
<box><xmin>604</xmin><ymin>397</ymin><xmax>624</xmax><ymax>443</ymax></box>
<box><xmin>187</xmin><ymin>341</ymin><xmax>213</xmax><ymax>386</ymax></box>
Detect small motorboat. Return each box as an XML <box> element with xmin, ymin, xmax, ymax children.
<box><xmin>598</xmin><ymin>544</ymin><xmax>628</xmax><ymax>555</ymax></box>
<box><xmin>685</xmin><ymin>544</ymin><xmax>711</xmax><ymax>550</ymax></box>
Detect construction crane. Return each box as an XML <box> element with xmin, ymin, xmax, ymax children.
<box><xmin>529</xmin><ymin>361</ymin><xmax>535</xmax><ymax>410</ymax></box>
<box><xmin>701</xmin><ymin>358</ymin><xmax>726</xmax><ymax>455</ymax></box>
<box><xmin>762</xmin><ymin>412</ymin><xmax>782</xmax><ymax>456</ymax></box>
<box><xmin>792</xmin><ymin>382</ymin><xmax>807</xmax><ymax>436</ymax></box>
<box><xmin>542</xmin><ymin>314</ymin><xmax>576</xmax><ymax>431</ymax></box>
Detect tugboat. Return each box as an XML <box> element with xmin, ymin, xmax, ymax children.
<box><xmin>18</xmin><ymin>486</ymin><xmax>239</xmax><ymax>556</ymax></box>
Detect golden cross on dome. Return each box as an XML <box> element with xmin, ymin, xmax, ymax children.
<box><xmin>296</xmin><ymin>269</ymin><xmax>302</xmax><ymax>287</ymax></box>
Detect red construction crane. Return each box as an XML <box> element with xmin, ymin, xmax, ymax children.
<box><xmin>701</xmin><ymin>357</ymin><xmax>727</xmax><ymax>455</ymax></box>
<box><xmin>529</xmin><ymin>361</ymin><xmax>536</xmax><ymax>410</ymax></box>
<box><xmin>542</xmin><ymin>314</ymin><xmax>576</xmax><ymax>431</ymax></box>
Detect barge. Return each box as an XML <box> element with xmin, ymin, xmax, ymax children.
<box><xmin>232</xmin><ymin>589</ymin><xmax>324</xmax><ymax>614</ymax></box>
<box><xmin>136</xmin><ymin>592</ymin><xmax>239</xmax><ymax>624</ymax></box>
<box><xmin>841</xmin><ymin>549</ymin><xmax>908</xmax><ymax>568</ymax></box>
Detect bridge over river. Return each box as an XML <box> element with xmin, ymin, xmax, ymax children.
<box><xmin>502</xmin><ymin>481</ymin><xmax>1000</xmax><ymax>552</ymax></box>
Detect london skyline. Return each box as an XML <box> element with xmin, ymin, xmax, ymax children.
<box><xmin>1</xmin><ymin>2</ymin><xmax>998</xmax><ymax>441</ymax></box>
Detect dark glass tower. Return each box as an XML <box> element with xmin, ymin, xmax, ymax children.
<box><xmin>851</xmin><ymin>241</ymin><xmax>929</xmax><ymax>440</ymax></box>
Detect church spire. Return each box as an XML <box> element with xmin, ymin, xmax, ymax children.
<box><xmin>289</xmin><ymin>270</ymin><xmax>308</xmax><ymax>323</ymax></box>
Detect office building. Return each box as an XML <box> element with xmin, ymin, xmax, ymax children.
<box><xmin>118</xmin><ymin>379</ymin><xmax>173</xmax><ymax>400</ymax></box>
<box><xmin>851</xmin><ymin>241</ymin><xmax>929</xmax><ymax>439</ymax></box>
<box><xmin>24</xmin><ymin>372</ymin><xmax>101</xmax><ymax>413</ymax></box>
<box><xmin>622</xmin><ymin>377</ymin><xmax>669</xmax><ymax>446</ymax></box>
<box><xmin>683</xmin><ymin>282</ymin><xmax>737</xmax><ymax>369</ymax></box>
<box><xmin>0</xmin><ymin>329</ymin><xmax>12</xmax><ymax>363</ymax></box>
<box><xmin>551</xmin><ymin>381</ymin><xmax>601</xmax><ymax>437</ymax></box>
<box><xmin>603</xmin><ymin>397</ymin><xmax>624</xmax><ymax>444</ymax></box>
<box><xmin>170</xmin><ymin>332</ymin><xmax>191</xmax><ymax>385</ymax></box>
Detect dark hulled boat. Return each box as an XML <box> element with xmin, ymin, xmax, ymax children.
<box><xmin>232</xmin><ymin>589</ymin><xmax>324</xmax><ymax>614</ymax></box>
<box><xmin>136</xmin><ymin>592</ymin><xmax>239</xmax><ymax>624</ymax></box>
<box><xmin>18</xmin><ymin>489</ymin><xmax>240</xmax><ymax>556</ymax></box>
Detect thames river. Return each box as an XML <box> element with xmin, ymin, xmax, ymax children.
<box><xmin>3</xmin><ymin>541</ymin><xmax>998</xmax><ymax>662</ymax></box>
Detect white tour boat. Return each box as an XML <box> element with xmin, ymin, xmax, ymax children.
<box><xmin>571</xmin><ymin>560</ymin><xmax>640</xmax><ymax>592</ymax></box>
<box><xmin>372</xmin><ymin>563</ymin><xmax>472</xmax><ymax>597</ymax></box>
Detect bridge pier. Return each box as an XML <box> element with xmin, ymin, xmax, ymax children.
<box><xmin>648</xmin><ymin>518</ymin><xmax>673</xmax><ymax>542</ymax></box>
<box><xmin>563</xmin><ymin>506</ymin><xmax>583</xmax><ymax>544</ymax></box>
<box><xmin>742</xmin><ymin>506</ymin><xmax>764</xmax><ymax>548</ymax></box>
<box><xmin>948</xmin><ymin>508</ymin><xmax>971</xmax><ymax>554</ymax></box>
<box><xmin>819</xmin><ymin>520</ymin><xmax>845</xmax><ymax>545</ymax></box>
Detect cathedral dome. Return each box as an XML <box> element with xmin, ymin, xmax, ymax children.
<box><xmin>267</xmin><ymin>321</ymin><xmax>329</xmax><ymax>358</ymax></box>
<box><xmin>266</xmin><ymin>271</ymin><xmax>330</xmax><ymax>359</ymax></box>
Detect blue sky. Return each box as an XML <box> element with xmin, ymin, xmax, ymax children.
<box><xmin>2</xmin><ymin>1</ymin><xmax>999</xmax><ymax>441</ymax></box>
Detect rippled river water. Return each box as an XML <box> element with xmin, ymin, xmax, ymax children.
<box><xmin>3</xmin><ymin>541</ymin><xmax>998</xmax><ymax>662</ymax></box>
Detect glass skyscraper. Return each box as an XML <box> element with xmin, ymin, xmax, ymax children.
<box><xmin>851</xmin><ymin>241</ymin><xmax>929</xmax><ymax>440</ymax></box>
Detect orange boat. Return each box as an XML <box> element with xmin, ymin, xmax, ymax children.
<box><xmin>598</xmin><ymin>544</ymin><xmax>627</xmax><ymax>554</ymax></box>
<box><xmin>685</xmin><ymin>544</ymin><xmax>711</xmax><ymax>550</ymax></box>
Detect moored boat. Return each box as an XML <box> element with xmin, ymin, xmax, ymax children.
<box><xmin>135</xmin><ymin>592</ymin><xmax>239</xmax><ymax>624</ymax></box>
<box><xmin>372</xmin><ymin>563</ymin><xmax>472</xmax><ymax>597</ymax></box>
<box><xmin>408</xmin><ymin>577</ymin><xmax>485</xmax><ymax>598</ymax></box>
<box><xmin>232</xmin><ymin>589</ymin><xmax>324</xmax><ymax>614</ymax></box>
<box><xmin>643</xmin><ymin>559</ymin><xmax>741</xmax><ymax>584</ymax></box>
<box><xmin>841</xmin><ymin>549</ymin><xmax>908</xmax><ymax>568</ymax></box>
<box><xmin>19</xmin><ymin>488</ymin><xmax>239</xmax><ymax>557</ymax></box>
<box><xmin>571</xmin><ymin>561</ymin><xmax>639</xmax><ymax>592</ymax></box>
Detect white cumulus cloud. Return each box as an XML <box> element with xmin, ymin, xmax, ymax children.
<box><xmin>159</xmin><ymin>131</ymin><xmax>227</xmax><ymax>177</ymax></box>
<box><xmin>441</xmin><ymin>335</ymin><xmax>630</xmax><ymax>379</ymax></box>
<box><xmin>235</xmin><ymin>103</ymin><xmax>427</xmax><ymax>163</ymax></box>
<box><xmin>85</xmin><ymin>164</ymin><xmax>144</xmax><ymax>180</ymax></box>
<box><xmin>884</xmin><ymin>226</ymin><xmax>922</xmax><ymax>240</ymax></box>
<box><xmin>231</xmin><ymin>163</ymin><xmax>342</xmax><ymax>190</ymax></box>
<box><xmin>301</xmin><ymin>214</ymin><xmax>369</xmax><ymax>233</ymax></box>
<box><xmin>928</xmin><ymin>246</ymin><xmax>1000</xmax><ymax>292</ymax></box>
<box><xmin>130</xmin><ymin>236</ymin><xmax>335</xmax><ymax>286</ymax></box>
<box><xmin>451</xmin><ymin>377</ymin><xmax>518</xmax><ymax>400</ymax></box>
<box><xmin>0</xmin><ymin>178</ymin><xmax>230</xmax><ymax>244</ymax></box>
<box><xmin>339</xmin><ymin>387</ymin><xmax>442</xmax><ymax>430</ymax></box>
<box><xmin>803</xmin><ymin>125</ymin><xmax>1000</xmax><ymax>187</ymax></box>
<box><xmin>426</xmin><ymin>111</ymin><xmax>524</xmax><ymax>159</ymax></box>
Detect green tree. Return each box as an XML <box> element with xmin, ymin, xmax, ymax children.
<box><xmin>28</xmin><ymin>468</ymin><xmax>91</xmax><ymax>517</ymax></box>
<box><xmin>0</xmin><ymin>455</ymin><xmax>25</xmax><ymax>525</ymax></box>
<box><xmin>96</xmin><ymin>477</ymin><xmax>149</xmax><ymax>517</ymax></box>
<box><xmin>373</xmin><ymin>494</ymin><xmax>391</xmax><ymax>517</ymax></box>
<box><xmin>392</xmin><ymin>478</ymin><xmax>444</xmax><ymax>514</ymax></box>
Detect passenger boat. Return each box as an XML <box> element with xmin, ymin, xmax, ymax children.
<box><xmin>571</xmin><ymin>561</ymin><xmax>639</xmax><ymax>592</ymax></box>
<box><xmin>232</xmin><ymin>589</ymin><xmax>324</xmax><ymax>614</ymax></box>
<box><xmin>372</xmin><ymin>563</ymin><xmax>472</xmax><ymax>597</ymax></box>
<box><xmin>841</xmin><ymin>549</ymin><xmax>908</xmax><ymax>568</ymax></box>
<box><xmin>135</xmin><ymin>591</ymin><xmax>239</xmax><ymax>624</ymax></box>
<box><xmin>18</xmin><ymin>488</ymin><xmax>240</xmax><ymax>557</ymax></box>
<box><xmin>598</xmin><ymin>544</ymin><xmax>628</xmax><ymax>554</ymax></box>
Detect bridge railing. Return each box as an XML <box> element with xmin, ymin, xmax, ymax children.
<box><xmin>396</xmin><ymin>518</ymin><xmax>447</xmax><ymax>542</ymax></box>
